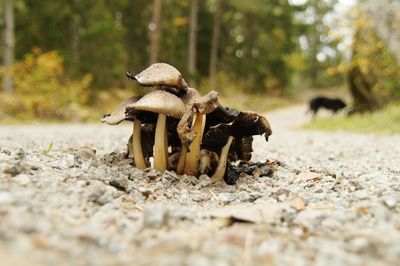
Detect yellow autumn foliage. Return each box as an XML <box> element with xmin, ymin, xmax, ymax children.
<box><xmin>353</xmin><ymin>13</ymin><xmax>400</xmax><ymax>105</ymax></box>
<box><xmin>0</xmin><ymin>48</ymin><xmax>92</xmax><ymax>121</ymax></box>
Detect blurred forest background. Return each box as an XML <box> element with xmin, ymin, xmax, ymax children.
<box><xmin>0</xmin><ymin>0</ymin><xmax>399</xmax><ymax>122</ymax></box>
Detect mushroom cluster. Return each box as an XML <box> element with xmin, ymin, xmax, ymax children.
<box><xmin>102</xmin><ymin>63</ymin><xmax>272</xmax><ymax>184</ymax></box>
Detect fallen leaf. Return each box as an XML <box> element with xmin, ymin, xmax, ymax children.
<box><xmin>203</xmin><ymin>203</ymin><xmax>283</xmax><ymax>224</ymax></box>
<box><xmin>296</xmin><ymin>172</ymin><xmax>322</xmax><ymax>181</ymax></box>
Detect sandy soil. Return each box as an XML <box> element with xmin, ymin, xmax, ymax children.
<box><xmin>1</xmin><ymin>105</ymin><xmax>399</xmax><ymax>266</ymax></box>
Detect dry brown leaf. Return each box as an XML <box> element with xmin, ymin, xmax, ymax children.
<box><xmin>203</xmin><ymin>203</ymin><xmax>283</xmax><ymax>224</ymax></box>
<box><xmin>296</xmin><ymin>172</ymin><xmax>322</xmax><ymax>181</ymax></box>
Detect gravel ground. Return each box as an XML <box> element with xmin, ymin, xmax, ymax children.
<box><xmin>0</xmin><ymin>105</ymin><xmax>399</xmax><ymax>266</ymax></box>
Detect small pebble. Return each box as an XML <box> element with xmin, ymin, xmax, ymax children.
<box><xmin>142</xmin><ymin>205</ymin><xmax>168</xmax><ymax>229</ymax></box>
<box><xmin>0</xmin><ymin>191</ymin><xmax>13</xmax><ymax>204</ymax></box>
<box><xmin>14</xmin><ymin>174</ymin><xmax>31</xmax><ymax>185</ymax></box>
<box><xmin>218</xmin><ymin>193</ymin><xmax>237</xmax><ymax>205</ymax></box>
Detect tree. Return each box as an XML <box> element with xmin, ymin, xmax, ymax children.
<box><xmin>209</xmin><ymin>0</ymin><xmax>222</xmax><ymax>90</ymax></box>
<box><xmin>349</xmin><ymin>1</ymin><xmax>400</xmax><ymax>112</ymax></box>
<box><xmin>3</xmin><ymin>0</ymin><xmax>14</xmax><ymax>93</ymax></box>
<box><xmin>188</xmin><ymin>0</ymin><xmax>199</xmax><ymax>86</ymax></box>
<box><xmin>149</xmin><ymin>0</ymin><xmax>162</xmax><ymax>64</ymax></box>
<box><xmin>303</xmin><ymin>0</ymin><xmax>340</xmax><ymax>87</ymax></box>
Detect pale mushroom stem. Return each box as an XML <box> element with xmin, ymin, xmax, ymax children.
<box><xmin>153</xmin><ymin>114</ymin><xmax>168</xmax><ymax>170</ymax></box>
<box><xmin>133</xmin><ymin>119</ymin><xmax>147</xmax><ymax>169</ymax></box>
<box><xmin>176</xmin><ymin>146</ymin><xmax>187</xmax><ymax>175</ymax></box>
<box><xmin>211</xmin><ymin>136</ymin><xmax>234</xmax><ymax>182</ymax></box>
<box><xmin>184</xmin><ymin>114</ymin><xmax>206</xmax><ymax>175</ymax></box>
<box><xmin>164</xmin><ymin>124</ymin><xmax>169</xmax><ymax>168</ymax></box>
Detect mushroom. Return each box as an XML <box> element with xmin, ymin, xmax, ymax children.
<box><xmin>126</xmin><ymin>90</ymin><xmax>185</xmax><ymax>170</ymax></box>
<box><xmin>202</xmin><ymin>111</ymin><xmax>272</xmax><ymax>182</ymax></box>
<box><xmin>102</xmin><ymin>96</ymin><xmax>154</xmax><ymax>169</ymax></box>
<box><xmin>176</xmin><ymin>89</ymin><xmax>219</xmax><ymax>175</ymax></box>
<box><xmin>198</xmin><ymin>149</ymin><xmax>219</xmax><ymax>175</ymax></box>
<box><xmin>126</xmin><ymin>63</ymin><xmax>188</xmax><ymax>95</ymax></box>
<box><xmin>101</xmin><ymin>96</ymin><xmax>141</xmax><ymax>125</ymax></box>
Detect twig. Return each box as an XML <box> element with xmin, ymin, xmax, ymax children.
<box><xmin>208</xmin><ymin>188</ymin><xmax>218</xmax><ymax>201</ymax></box>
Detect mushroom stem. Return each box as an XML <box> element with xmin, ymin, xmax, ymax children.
<box><xmin>176</xmin><ymin>146</ymin><xmax>187</xmax><ymax>174</ymax></box>
<box><xmin>153</xmin><ymin>114</ymin><xmax>168</xmax><ymax>170</ymax></box>
<box><xmin>184</xmin><ymin>114</ymin><xmax>206</xmax><ymax>176</ymax></box>
<box><xmin>133</xmin><ymin>120</ymin><xmax>147</xmax><ymax>169</ymax></box>
<box><xmin>164</xmin><ymin>125</ymin><xmax>168</xmax><ymax>168</ymax></box>
<box><xmin>211</xmin><ymin>136</ymin><xmax>234</xmax><ymax>182</ymax></box>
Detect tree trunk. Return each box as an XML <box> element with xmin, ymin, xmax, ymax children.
<box><xmin>209</xmin><ymin>0</ymin><xmax>222</xmax><ymax>90</ymax></box>
<box><xmin>3</xmin><ymin>0</ymin><xmax>14</xmax><ymax>94</ymax></box>
<box><xmin>188</xmin><ymin>0</ymin><xmax>199</xmax><ymax>87</ymax></box>
<box><xmin>348</xmin><ymin>1</ymin><xmax>400</xmax><ymax>113</ymax></box>
<box><xmin>71</xmin><ymin>0</ymin><xmax>81</xmax><ymax>67</ymax></box>
<box><xmin>149</xmin><ymin>0</ymin><xmax>162</xmax><ymax>64</ymax></box>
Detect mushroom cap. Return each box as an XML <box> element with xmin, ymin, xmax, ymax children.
<box><xmin>193</xmin><ymin>90</ymin><xmax>219</xmax><ymax>114</ymax></box>
<box><xmin>126</xmin><ymin>90</ymin><xmax>185</xmax><ymax>119</ymax></box>
<box><xmin>206</xmin><ymin>104</ymin><xmax>239</xmax><ymax>126</ymax></box>
<box><xmin>181</xmin><ymin>87</ymin><xmax>201</xmax><ymax>106</ymax></box>
<box><xmin>202</xmin><ymin>111</ymin><xmax>272</xmax><ymax>155</ymax></box>
<box><xmin>102</xmin><ymin>96</ymin><xmax>141</xmax><ymax>125</ymax></box>
<box><xmin>231</xmin><ymin>111</ymin><xmax>272</xmax><ymax>141</ymax></box>
<box><xmin>127</xmin><ymin>63</ymin><xmax>188</xmax><ymax>92</ymax></box>
<box><xmin>177</xmin><ymin>89</ymin><xmax>220</xmax><ymax>148</ymax></box>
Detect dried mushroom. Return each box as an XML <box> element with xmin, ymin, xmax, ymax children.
<box><xmin>102</xmin><ymin>63</ymin><xmax>273</xmax><ymax>184</ymax></box>
<box><xmin>126</xmin><ymin>90</ymin><xmax>185</xmax><ymax>170</ymax></box>
<box><xmin>126</xmin><ymin>63</ymin><xmax>188</xmax><ymax>94</ymax></box>
<box><xmin>176</xmin><ymin>89</ymin><xmax>219</xmax><ymax>175</ymax></box>
<box><xmin>102</xmin><ymin>96</ymin><xmax>150</xmax><ymax>168</ymax></box>
<box><xmin>202</xmin><ymin>111</ymin><xmax>272</xmax><ymax>181</ymax></box>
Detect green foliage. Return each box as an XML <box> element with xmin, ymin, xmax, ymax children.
<box><xmin>303</xmin><ymin>103</ymin><xmax>400</xmax><ymax>134</ymax></box>
<box><xmin>0</xmin><ymin>0</ymin><xmax>355</xmax><ymax>122</ymax></box>
<box><xmin>219</xmin><ymin>0</ymin><xmax>304</xmax><ymax>92</ymax></box>
<box><xmin>8</xmin><ymin>0</ymin><xmax>343</xmax><ymax>94</ymax></box>
<box><xmin>0</xmin><ymin>49</ymin><xmax>92</xmax><ymax>121</ymax></box>
<box><xmin>14</xmin><ymin>0</ymin><xmax>127</xmax><ymax>88</ymax></box>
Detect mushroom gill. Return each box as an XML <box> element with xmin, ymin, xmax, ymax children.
<box><xmin>202</xmin><ymin>111</ymin><xmax>272</xmax><ymax>182</ymax></box>
<box><xmin>126</xmin><ymin>90</ymin><xmax>185</xmax><ymax>170</ymax></box>
<box><xmin>102</xmin><ymin>96</ymin><xmax>150</xmax><ymax>169</ymax></box>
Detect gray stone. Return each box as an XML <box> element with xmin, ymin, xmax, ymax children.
<box><xmin>217</xmin><ymin>193</ymin><xmax>237</xmax><ymax>205</ymax></box>
<box><xmin>142</xmin><ymin>205</ymin><xmax>168</xmax><ymax>229</ymax></box>
<box><xmin>0</xmin><ymin>191</ymin><xmax>13</xmax><ymax>204</ymax></box>
<box><xmin>197</xmin><ymin>174</ymin><xmax>212</xmax><ymax>188</ymax></box>
<box><xmin>3</xmin><ymin>163</ymin><xmax>24</xmax><ymax>177</ymax></box>
<box><xmin>109</xmin><ymin>174</ymin><xmax>128</xmax><ymax>191</ymax></box>
<box><xmin>14</xmin><ymin>148</ymin><xmax>26</xmax><ymax>159</ymax></box>
<box><xmin>13</xmin><ymin>174</ymin><xmax>31</xmax><ymax>185</ymax></box>
<box><xmin>347</xmin><ymin>237</ymin><xmax>370</xmax><ymax>254</ymax></box>
<box><xmin>88</xmin><ymin>181</ymin><xmax>108</xmax><ymax>204</ymax></box>
<box><xmin>383</xmin><ymin>197</ymin><xmax>397</xmax><ymax>209</ymax></box>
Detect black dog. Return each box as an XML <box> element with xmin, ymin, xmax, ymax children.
<box><xmin>308</xmin><ymin>96</ymin><xmax>346</xmax><ymax>116</ymax></box>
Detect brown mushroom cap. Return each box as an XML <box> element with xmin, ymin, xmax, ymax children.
<box><xmin>206</xmin><ymin>104</ymin><xmax>240</xmax><ymax>126</ymax></box>
<box><xmin>101</xmin><ymin>96</ymin><xmax>141</xmax><ymax>125</ymax></box>
<box><xmin>231</xmin><ymin>111</ymin><xmax>272</xmax><ymax>141</ymax></box>
<box><xmin>177</xmin><ymin>89</ymin><xmax>220</xmax><ymax>148</ymax></box>
<box><xmin>126</xmin><ymin>90</ymin><xmax>185</xmax><ymax>119</ymax></box>
<box><xmin>202</xmin><ymin>111</ymin><xmax>272</xmax><ymax>152</ymax></box>
<box><xmin>127</xmin><ymin>63</ymin><xmax>188</xmax><ymax>93</ymax></box>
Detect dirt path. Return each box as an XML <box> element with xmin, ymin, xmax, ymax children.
<box><xmin>1</xmin><ymin>106</ymin><xmax>399</xmax><ymax>266</ymax></box>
